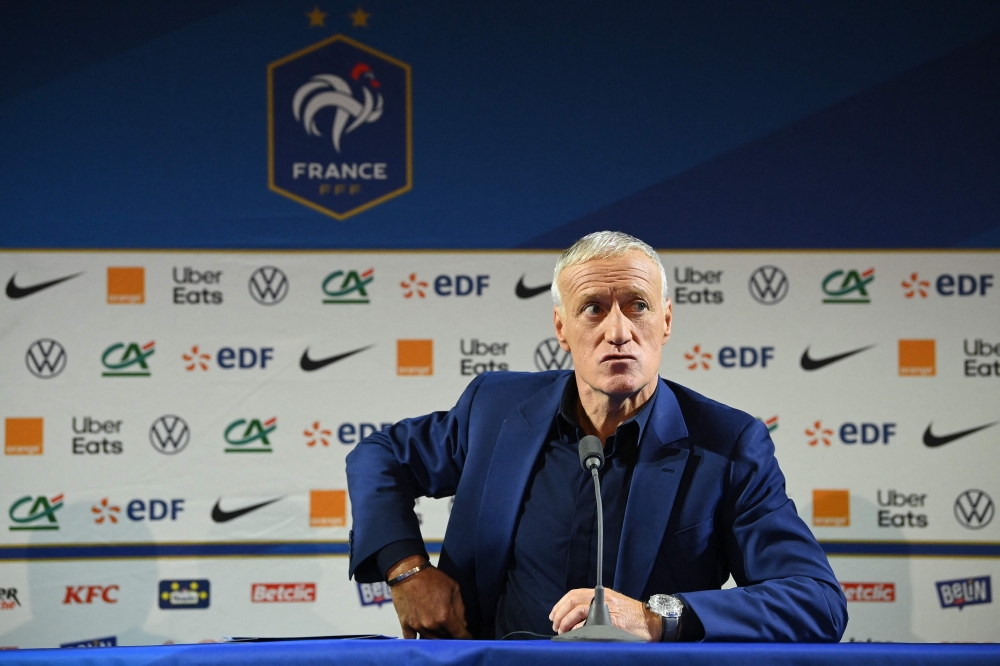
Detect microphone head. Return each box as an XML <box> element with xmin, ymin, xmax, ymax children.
<box><xmin>578</xmin><ymin>435</ymin><xmax>604</xmax><ymax>471</ymax></box>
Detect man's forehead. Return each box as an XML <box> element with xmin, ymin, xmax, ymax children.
<box><xmin>560</xmin><ymin>253</ymin><xmax>660</xmax><ymax>295</ymax></box>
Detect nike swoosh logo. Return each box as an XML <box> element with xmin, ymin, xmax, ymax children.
<box><xmin>515</xmin><ymin>275</ymin><xmax>551</xmax><ymax>299</ymax></box>
<box><xmin>300</xmin><ymin>345</ymin><xmax>373</xmax><ymax>372</ymax></box>
<box><xmin>800</xmin><ymin>345</ymin><xmax>874</xmax><ymax>371</ymax></box>
<box><xmin>923</xmin><ymin>422</ymin><xmax>998</xmax><ymax>448</ymax></box>
<box><xmin>6</xmin><ymin>272</ymin><xmax>83</xmax><ymax>299</ymax></box>
<box><xmin>211</xmin><ymin>497</ymin><xmax>284</xmax><ymax>523</ymax></box>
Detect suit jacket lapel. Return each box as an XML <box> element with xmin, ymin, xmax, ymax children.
<box><xmin>474</xmin><ymin>373</ymin><xmax>571</xmax><ymax>621</ymax></box>
<box><xmin>614</xmin><ymin>380</ymin><xmax>690</xmax><ymax>598</ymax></box>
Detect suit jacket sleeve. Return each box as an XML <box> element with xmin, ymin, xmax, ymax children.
<box><xmin>346</xmin><ymin>372</ymin><xmax>489</xmax><ymax>583</ymax></box>
<box><xmin>676</xmin><ymin>419</ymin><xmax>848</xmax><ymax>642</ymax></box>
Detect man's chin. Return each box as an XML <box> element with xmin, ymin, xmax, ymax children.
<box><xmin>589</xmin><ymin>373</ymin><xmax>654</xmax><ymax>400</ymax></box>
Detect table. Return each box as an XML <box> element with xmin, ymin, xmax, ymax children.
<box><xmin>2</xmin><ymin>639</ymin><xmax>999</xmax><ymax>666</ymax></box>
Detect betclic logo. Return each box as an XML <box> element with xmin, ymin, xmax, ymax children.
<box><xmin>251</xmin><ymin>583</ymin><xmax>316</xmax><ymax>603</ymax></box>
<box><xmin>841</xmin><ymin>583</ymin><xmax>895</xmax><ymax>603</ymax></box>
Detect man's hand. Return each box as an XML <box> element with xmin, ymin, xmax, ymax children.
<box><xmin>387</xmin><ymin>556</ymin><xmax>472</xmax><ymax>640</ymax></box>
<box><xmin>549</xmin><ymin>588</ymin><xmax>662</xmax><ymax>641</ymax></box>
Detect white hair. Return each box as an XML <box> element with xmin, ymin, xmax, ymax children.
<box><xmin>552</xmin><ymin>230</ymin><xmax>668</xmax><ymax>310</ymax></box>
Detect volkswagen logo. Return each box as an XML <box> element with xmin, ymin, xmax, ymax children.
<box><xmin>748</xmin><ymin>265</ymin><xmax>789</xmax><ymax>305</ymax></box>
<box><xmin>248</xmin><ymin>266</ymin><xmax>289</xmax><ymax>305</ymax></box>
<box><xmin>534</xmin><ymin>338</ymin><xmax>573</xmax><ymax>371</ymax></box>
<box><xmin>149</xmin><ymin>415</ymin><xmax>191</xmax><ymax>455</ymax></box>
<box><xmin>25</xmin><ymin>338</ymin><xmax>67</xmax><ymax>378</ymax></box>
<box><xmin>954</xmin><ymin>490</ymin><xmax>994</xmax><ymax>530</ymax></box>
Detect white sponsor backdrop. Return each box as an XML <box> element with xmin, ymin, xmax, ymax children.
<box><xmin>0</xmin><ymin>250</ymin><xmax>998</xmax><ymax>647</ymax></box>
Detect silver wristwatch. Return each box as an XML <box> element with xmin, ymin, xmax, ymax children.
<box><xmin>646</xmin><ymin>594</ymin><xmax>684</xmax><ymax>642</ymax></box>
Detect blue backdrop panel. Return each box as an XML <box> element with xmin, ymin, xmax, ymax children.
<box><xmin>1</xmin><ymin>1</ymin><xmax>999</xmax><ymax>248</ymax></box>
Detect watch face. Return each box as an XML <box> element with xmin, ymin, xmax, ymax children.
<box><xmin>650</xmin><ymin>594</ymin><xmax>683</xmax><ymax>617</ymax></box>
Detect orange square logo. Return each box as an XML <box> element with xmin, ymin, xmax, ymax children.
<box><xmin>898</xmin><ymin>339</ymin><xmax>935</xmax><ymax>376</ymax></box>
<box><xmin>813</xmin><ymin>489</ymin><xmax>850</xmax><ymax>527</ymax></box>
<box><xmin>309</xmin><ymin>490</ymin><xmax>346</xmax><ymax>527</ymax></box>
<box><xmin>107</xmin><ymin>267</ymin><xmax>145</xmax><ymax>304</ymax></box>
<box><xmin>5</xmin><ymin>418</ymin><xmax>43</xmax><ymax>455</ymax></box>
<box><xmin>397</xmin><ymin>339</ymin><xmax>433</xmax><ymax>376</ymax></box>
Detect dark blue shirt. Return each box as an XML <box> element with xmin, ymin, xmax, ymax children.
<box><xmin>494</xmin><ymin>381</ymin><xmax>653</xmax><ymax>638</ymax></box>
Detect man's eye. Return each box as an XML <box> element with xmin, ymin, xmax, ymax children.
<box><xmin>583</xmin><ymin>304</ymin><xmax>601</xmax><ymax>315</ymax></box>
<box><xmin>633</xmin><ymin>301</ymin><xmax>649</xmax><ymax>311</ymax></box>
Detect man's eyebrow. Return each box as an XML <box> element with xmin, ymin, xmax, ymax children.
<box><xmin>576</xmin><ymin>287</ymin><xmax>653</xmax><ymax>302</ymax></box>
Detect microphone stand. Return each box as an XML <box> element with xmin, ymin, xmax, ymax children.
<box><xmin>552</xmin><ymin>464</ymin><xmax>644</xmax><ymax>643</ymax></box>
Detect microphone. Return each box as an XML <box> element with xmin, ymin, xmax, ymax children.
<box><xmin>552</xmin><ymin>436</ymin><xmax>643</xmax><ymax>643</ymax></box>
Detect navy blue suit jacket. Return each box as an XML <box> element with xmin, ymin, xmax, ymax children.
<box><xmin>347</xmin><ymin>371</ymin><xmax>847</xmax><ymax>641</ymax></box>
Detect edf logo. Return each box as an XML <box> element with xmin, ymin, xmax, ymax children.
<box><xmin>936</xmin><ymin>274</ymin><xmax>994</xmax><ymax>297</ymax></box>
<box><xmin>218</xmin><ymin>347</ymin><xmax>273</xmax><ymax>369</ymax></box>
<box><xmin>401</xmin><ymin>273</ymin><xmax>489</xmax><ymax>298</ymax></box>
<box><xmin>807</xmin><ymin>421</ymin><xmax>896</xmax><ymax>446</ymax></box>
<box><xmin>686</xmin><ymin>345</ymin><xmax>774</xmax><ymax>370</ymax></box>
<box><xmin>127</xmin><ymin>499</ymin><xmax>185</xmax><ymax>521</ymax></box>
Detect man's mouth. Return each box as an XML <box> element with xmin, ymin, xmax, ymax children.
<box><xmin>601</xmin><ymin>353</ymin><xmax>637</xmax><ymax>363</ymax></box>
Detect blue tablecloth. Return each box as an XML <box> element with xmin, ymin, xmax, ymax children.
<box><xmin>1</xmin><ymin>639</ymin><xmax>999</xmax><ymax>666</ymax></box>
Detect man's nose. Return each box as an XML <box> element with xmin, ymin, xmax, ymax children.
<box><xmin>604</xmin><ymin>304</ymin><xmax>632</xmax><ymax>346</ymax></box>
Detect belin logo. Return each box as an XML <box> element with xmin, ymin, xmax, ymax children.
<box><xmin>149</xmin><ymin>416</ymin><xmax>190</xmax><ymax>455</ymax></box>
<box><xmin>748</xmin><ymin>266</ymin><xmax>789</xmax><ymax>305</ymax></box>
<box><xmin>268</xmin><ymin>35</ymin><xmax>412</xmax><ymax>220</ymax></box>
<box><xmin>101</xmin><ymin>341</ymin><xmax>155</xmax><ymax>377</ymax></box>
<box><xmin>822</xmin><ymin>268</ymin><xmax>874</xmax><ymax>304</ymax></box>
<box><xmin>249</xmin><ymin>267</ymin><xmax>289</xmax><ymax>305</ymax></box>
<box><xmin>25</xmin><ymin>339</ymin><xmax>67</xmax><ymax>378</ymax></box>
<box><xmin>8</xmin><ymin>494</ymin><xmax>63</xmax><ymax>531</ymax></box>
<box><xmin>224</xmin><ymin>417</ymin><xmax>277</xmax><ymax>453</ymax></box>
<box><xmin>534</xmin><ymin>338</ymin><xmax>573</xmax><ymax>371</ymax></box>
<box><xmin>323</xmin><ymin>269</ymin><xmax>373</xmax><ymax>304</ymax></box>
<box><xmin>937</xmin><ymin>576</ymin><xmax>991</xmax><ymax>610</ymax></box>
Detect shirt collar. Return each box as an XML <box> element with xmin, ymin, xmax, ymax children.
<box><xmin>556</xmin><ymin>375</ymin><xmax>657</xmax><ymax>452</ymax></box>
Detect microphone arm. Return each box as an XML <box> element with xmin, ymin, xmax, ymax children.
<box><xmin>584</xmin><ymin>464</ymin><xmax>615</xmax><ymax>628</ymax></box>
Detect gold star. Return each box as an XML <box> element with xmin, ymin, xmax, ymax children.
<box><xmin>350</xmin><ymin>6</ymin><xmax>371</xmax><ymax>27</ymax></box>
<box><xmin>306</xmin><ymin>6</ymin><xmax>328</xmax><ymax>27</ymax></box>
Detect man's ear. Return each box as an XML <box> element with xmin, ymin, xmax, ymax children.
<box><xmin>662</xmin><ymin>298</ymin><xmax>673</xmax><ymax>345</ymax></box>
<box><xmin>553</xmin><ymin>306</ymin><xmax>571</xmax><ymax>352</ymax></box>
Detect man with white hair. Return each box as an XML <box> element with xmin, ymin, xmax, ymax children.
<box><xmin>347</xmin><ymin>231</ymin><xmax>846</xmax><ymax>642</ymax></box>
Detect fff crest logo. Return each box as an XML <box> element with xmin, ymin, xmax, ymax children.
<box><xmin>268</xmin><ymin>35</ymin><xmax>412</xmax><ymax>220</ymax></box>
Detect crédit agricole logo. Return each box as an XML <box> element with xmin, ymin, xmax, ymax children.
<box><xmin>268</xmin><ymin>35</ymin><xmax>412</xmax><ymax>220</ymax></box>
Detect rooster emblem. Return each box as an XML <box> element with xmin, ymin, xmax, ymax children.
<box><xmin>292</xmin><ymin>62</ymin><xmax>384</xmax><ymax>153</ymax></box>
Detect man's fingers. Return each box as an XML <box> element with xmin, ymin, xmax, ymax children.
<box><xmin>549</xmin><ymin>589</ymin><xmax>593</xmax><ymax>626</ymax></box>
<box><xmin>443</xmin><ymin>613</ymin><xmax>473</xmax><ymax>640</ymax></box>
<box><xmin>555</xmin><ymin>604</ymin><xmax>590</xmax><ymax>634</ymax></box>
<box><xmin>402</xmin><ymin>625</ymin><xmax>416</xmax><ymax>640</ymax></box>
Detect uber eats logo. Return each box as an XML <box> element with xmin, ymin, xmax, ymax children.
<box><xmin>323</xmin><ymin>268</ymin><xmax>374</xmax><ymax>304</ymax></box>
<box><xmin>102</xmin><ymin>341</ymin><xmax>155</xmax><ymax>377</ymax></box>
<box><xmin>8</xmin><ymin>494</ymin><xmax>63</xmax><ymax>531</ymax></box>
<box><xmin>225</xmin><ymin>417</ymin><xmax>277</xmax><ymax>453</ymax></box>
<box><xmin>822</xmin><ymin>268</ymin><xmax>874</xmax><ymax>304</ymax></box>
